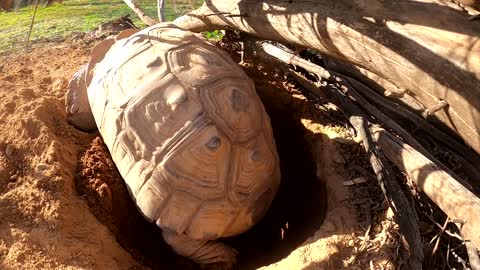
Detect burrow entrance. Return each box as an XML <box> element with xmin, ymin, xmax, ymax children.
<box><xmin>74</xmin><ymin>53</ymin><xmax>328</xmax><ymax>269</ymax></box>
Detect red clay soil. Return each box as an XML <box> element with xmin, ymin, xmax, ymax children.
<box><xmin>0</xmin><ymin>39</ymin><xmax>141</xmax><ymax>269</ymax></box>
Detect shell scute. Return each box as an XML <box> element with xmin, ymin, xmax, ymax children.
<box><xmin>87</xmin><ymin>24</ymin><xmax>281</xmax><ymax>240</ymax></box>
<box><xmin>162</xmin><ymin>124</ymin><xmax>230</xmax><ymax>200</ymax></box>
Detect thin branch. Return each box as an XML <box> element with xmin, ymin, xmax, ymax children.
<box><xmin>259</xmin><ymin>42</ymin><xmax>477</xmax><ymax>190</ymax></box>
<box><xmin>122</xmin><ymin>0</ymin><xmax>158</xmax><ymax>26</ymax></box>
<box><xmin>429</xmin><ymin>217</ymin><xmax>450</xmax><ymax>255</ymax></box>
<box><xmin>256</xmin><ymin>40</ymin><xmax>480</xmax><ymax>263</ymax></box>
<box><xmin>374</xmin><ymin>130</ymin><xmax>480</xmax><ymax>251</ymax></box>
<box><xmin>292</xmin><ymin>71</ymin><xmax>424</xmax><ymax>269</ymax></box>
<box><xmin>335</xmin><ymin>73</ymin><xmax>480</xmax><ymax>183</ymax></box>
<box><xmin>26</xmin><ymin>0</ymin><xmax>39</xmax><ymax>49</ymax></box>
<box><xmin>426</xmin><ymin>214</ymin><xmax>464</xmax><ymax>241</ymax></box>
<box><xmin>261</xmin><ymin>42</ymin><xmax>331</xmax><ymax>80</ymax></box>
<box><xmin>342</xmin><ymin>74</ymin><xmax>478</xmax><ymax>161</ymax></box>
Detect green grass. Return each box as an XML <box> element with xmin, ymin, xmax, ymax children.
<box><xmin>0</xmin><ymin>0</ymin><xmax>202</xmax><ymax>54</ymax></box>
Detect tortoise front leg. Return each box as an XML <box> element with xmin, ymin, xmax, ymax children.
<box><xmin>162</xmin><ymin>230</ymin><xmax>238</xmax><ymax>269</ymax></box>
<box><xmin>65</xmin><ymin>64</ymin><xmax>97</xmax><ymax>132</ymax></box>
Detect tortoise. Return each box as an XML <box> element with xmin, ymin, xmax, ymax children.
<box><xmin>65</xmin><ymin>23</ymin><xmax>281</xmax><ymax>267</ymax></box>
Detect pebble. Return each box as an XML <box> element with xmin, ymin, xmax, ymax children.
<box><xmin>10</xmin><ymin>174</ymin><xmax>18</xmax><ymax>181</ymax></box>
<box><xmin>35</xmin><ymin>163</ymin><xmax>49</xmax><ymax>172</ymax></box>
<box><xmin>5</xmin><ymin>144</ymin><xmax>14</xmax><ymax>156</ymax></box>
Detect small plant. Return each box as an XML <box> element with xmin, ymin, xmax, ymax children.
<box><xmin>203</xmin><ymin>29</ymin><xmax>223</xmax><ymax>41</ymax></box>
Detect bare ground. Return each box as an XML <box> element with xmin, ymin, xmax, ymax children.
<box><xmin>0</xmin><ymin>36</ymin><xmax>401</xmax><ymax>269</ymax></box>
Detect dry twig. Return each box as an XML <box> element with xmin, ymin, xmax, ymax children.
<box><xmin>292</xmin><ymin>72</ymin><xmax>424</xmax><ymax>269</ymax></box>
<box><xmin>26</xmin><ymin>0</ymin><xmax>39</xmax><ymax>49</ymax></box>
<box><xmin>257</xmin><ymin>40</ymin><xmax>480</xmax><ymax>267</ymax></box>
<box><xmin>122</xmin><ymin>0</ymin><xmax>158</xmax><ymax>26</ymax></box>
<box><xmin>262</xmin><ymin>42</ymin><xmax>478</xmax><ymax>191</ymax></box>
<box><xmin>334</xmin><ymin>73</ymin><xmax>480</xmax><ymax>183</ymax></box>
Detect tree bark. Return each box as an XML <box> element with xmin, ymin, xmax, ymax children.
<box><xmin>157</xmin><ymin>0</ymin><xmax>166</xmax><ymax>22</ymax></box>
<box><xmin>0</xmin><ymin>0</ymin><xmax>14</xmax><ymax>10</ymax></box>
<box><xmin>455</xmin><ymin>0</ymin><xmax>480</xmax><ymax>11</ymax></box>
<box><xmin>174</xmin><ymin>0</ymin><xmax>480</xmax><ymax>155</ymax></box>
<box><xmin>290</xmin><ymin>70</ymin><xmax>424</xmax><ymax>269</ymax></box>
<box><xmin>374</xmin><ymin>130</ymin><xmax>480</xmax><ymax>250</ymax></box>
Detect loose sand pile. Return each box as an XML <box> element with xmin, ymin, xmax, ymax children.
<box><xmin>0</xmin><ymin>36</ymin><xmax>399</xmax><ymax>269</ymax></box>
<box><xmin>0</xmin><ymin>40</ymin><xmax>141</xmax><ymax>269</ymax></box>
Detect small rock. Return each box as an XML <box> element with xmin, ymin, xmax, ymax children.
<box><xmin>10</xmin><ymin>174</ymin><xmax>18</xmax><ymax>181</ymax></box>
<box><xmin>36</xmin><ymin>163</ymin><xmax>49</xmax><ymax>171</ymax></box>
<box><xmin>348</xmin><ymin>239</ymin><xmax>355</xmax><ymax>247</ymax></box>
<box><xmin>5</xmin><ymin>144</ymin><xmax>14</xmax><ymax>156</ymax></box>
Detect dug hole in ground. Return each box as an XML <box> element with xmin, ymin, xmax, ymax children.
<box><xmin>0</xmin><ymin>35</ymin><xmax>403</xmax><ymax>270</ymax></box>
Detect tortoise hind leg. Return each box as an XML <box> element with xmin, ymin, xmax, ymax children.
<box><xmin>162</xmin><ymin>230</ymin><xmax>238</xmax><ymax>269</ymax></box>
<box><xmin>65</xmin><ymin>64</ymin><xmax>96</xmax><ymax>132</ymax></box>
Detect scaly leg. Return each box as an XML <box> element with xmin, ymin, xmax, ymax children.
<box><xmin>162</xmin><ymin>230</ymin><xmax>238</xmax><ymax>269</ymax></box>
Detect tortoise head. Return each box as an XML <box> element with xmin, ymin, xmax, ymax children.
<box><xmin>65</xmin><ymin>64</ymin><xmax>97</xmax><ymax>132</ymax></box>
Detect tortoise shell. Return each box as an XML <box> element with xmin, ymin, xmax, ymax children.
<box><xmin>87</xmin><ymin>23</ymin><xmax>280</xmax><ymax>241</ymax></box>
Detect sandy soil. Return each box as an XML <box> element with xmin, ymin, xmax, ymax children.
<box><xmin>0</xmin><ymin>36</ymin><xmax>398</xmax><ymax>269</ymax></box>
<box><xmin>0</xmin><ymin>40</ymin><xmax>141</xmax><ymax>269</ymax></box>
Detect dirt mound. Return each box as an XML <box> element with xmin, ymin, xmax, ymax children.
<box><xmin>0</xmin><ymin>36</ymin><xmax>399</xmax><ymax>269</ymax></box>
<box><xmin>0</xmin><ymin>39</ymin><xmax>139</xmax><ymax>269</ymax></box>
<box><xmin>76</xmin><ymin>137</ymin><xmax>194</xmax><ymax>269</ymax></box>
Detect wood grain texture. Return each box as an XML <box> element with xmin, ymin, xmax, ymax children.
<box><xmin>174</xmin><ymin>0</ymin><xmax>480</xmax><ymax>155</ymax></box>
<box><xmin>375</xmin><ymin>130</ymin><xmax>480</xmax><ymax>250</ymax></box>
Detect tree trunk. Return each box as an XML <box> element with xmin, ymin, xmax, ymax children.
<box><xmin>455</xmin><ymin>0</ymin><xmax>480</xmax><ymax>11</ymax></box>
<box><xmin>0</xmin><ymin>0</ymin><xmax>14</xmax><ymax>11</ymax></box>
<box><xmin>174</xmin><ymin>0</ymin><xmax>480</xmax><ymax>155</ymax></box>
<box><xmin>157</xmin><ymin>0</ymin><xmax>166</xmax><ymax>22</ymax></box>
<box><xmin>374</xmin><ymin>130</ymin><xmax>480</xmax><ymax>250</ymax></box>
